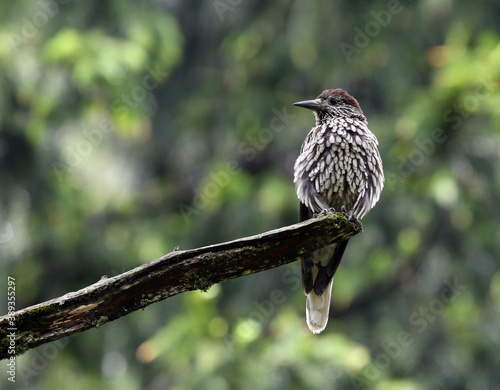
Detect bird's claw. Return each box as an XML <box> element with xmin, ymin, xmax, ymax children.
<box><xmin>339</xmin><ymin>205</ymin><xmax>358</xmax><ymax>222</ymax></box>
<box><xmin>313</xmin><ymin>207</ymin><xmax>336</xmax><ymax>218</ymax></box>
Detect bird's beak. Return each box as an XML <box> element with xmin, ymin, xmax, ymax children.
<box><xmin>292</xmin><ymin>99</ymin><xmax>324</xmax><ymax>111</ymax></box>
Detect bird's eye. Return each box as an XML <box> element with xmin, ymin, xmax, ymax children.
<box><xmin>328</xmin><ymin>96</ymin><xmax>338</xmax><ymax>105</ymax></box>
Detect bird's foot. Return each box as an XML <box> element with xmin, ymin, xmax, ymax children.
<box><xmin>340</xmin><ymin>205</ymin><xmax>358</xmax><ymax>222</ymax></box>
<box><xmin>313</xmin><ymin>207</ymin><xmax>336</xmax><ymax>218</ymax></box>
<box><xmin>348</xmin><ymin>211</ymin><xmax>358</xmax><ymax>223</ymax></box>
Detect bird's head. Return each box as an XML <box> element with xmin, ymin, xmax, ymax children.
<box><xmin>293</xmin><ymin>89</ymin><xmax>363</xmax><ymax>122</ymax></box>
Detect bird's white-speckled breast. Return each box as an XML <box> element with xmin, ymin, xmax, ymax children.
<box><xmin>294</xmin><ymin>115</ymin><xmax>384</xmax><ymax>219</ymax></box>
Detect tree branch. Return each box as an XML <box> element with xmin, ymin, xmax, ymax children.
<box><xmin>0</xmin><ymin>212</ymin><xmax>361</xmax><ymax>359</ymax></box>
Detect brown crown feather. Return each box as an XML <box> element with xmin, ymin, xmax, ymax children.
<box><xmin>317</xmin><ymin>89</ymin><xmax>361</xmax><ymax>111</ymax></box>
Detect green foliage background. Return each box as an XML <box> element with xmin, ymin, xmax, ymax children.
<box><xmin>0</xmin><ymin>1</ymin><xmax>499</xmax><ymax>389</ymax></box>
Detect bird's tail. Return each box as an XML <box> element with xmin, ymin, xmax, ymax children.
<box><xmin>305</xmin><ymin>277</ymin><xmax>334</xmax><ymax>334</ymax></box>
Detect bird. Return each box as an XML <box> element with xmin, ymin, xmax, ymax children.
<box><xmin>293</xmin><ymin>88</ymin><xmax>384</xmax><ymax>334</ymax></box>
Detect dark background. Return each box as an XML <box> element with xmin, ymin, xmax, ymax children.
<box><xmin>1</xmin><ymin>0</ymin><xmax>499</xmax><ymax>389</ymax></box>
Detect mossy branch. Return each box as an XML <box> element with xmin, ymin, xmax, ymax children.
<box><xmin>0</xmin><ymin>212</ymin><xmax>362</xmax><ymax>359</ymax></box>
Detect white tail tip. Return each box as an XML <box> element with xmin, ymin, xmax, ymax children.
<box><xmin>305</xmin><ymin>278</ymin><xmax>334</xmax><ymax>334</ymax></box>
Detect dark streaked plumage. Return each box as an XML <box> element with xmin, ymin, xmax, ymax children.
<box><xmin>293</xmin><ymin>89</ymin><xmax>384</xmax><ymax>334</ymax></box>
